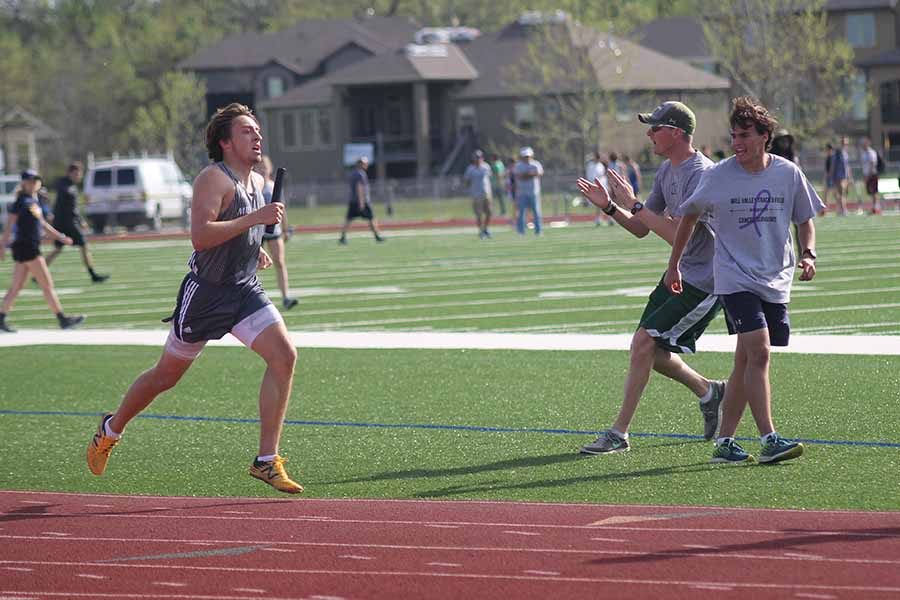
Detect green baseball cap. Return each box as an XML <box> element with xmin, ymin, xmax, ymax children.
<box><xmin>638</xmin><ymin>101</ymin><xmax>696</xmax><ymax>135</ymax></box>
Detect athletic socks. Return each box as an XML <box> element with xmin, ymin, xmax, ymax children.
<box><xmin>715</xmin><ymin>436</ymin><xmax>734</xmax><ymax>446</ymax></box>
<box><xmin>256</xmin><ymin>454</ymin><xmax>277</xmax><ymax>463</ymax></box>
<box><xmin>698</xmin><ymin>382</ymin><xmax>715</xmax><ymax>403</ymax></box>
<box><xmin>610</xmin><ymin>428</ymin><xmax>628</xmax><ymax>440</ymax></box>
<box><xmin>104</xmin><ymin>419</ymin><xmax>122</xmax><ymax>440</ymax></box>
<box><xmin>761</xmin><ymin>432</ymin><xmax>779</xmax><ymax>445</ymax></box>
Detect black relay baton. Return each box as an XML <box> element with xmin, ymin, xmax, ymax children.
<box><xmin>265</xmin><ymin>167</ymin><xmax>286</xmax><ymax>235</ymax></box>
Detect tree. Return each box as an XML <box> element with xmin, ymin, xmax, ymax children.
<box><xmin>701</xmin><ymin>0</ymin><xmax>858</xmax><ymax>138</ymax></box>
<box><xmin>501</xmin><ymin>13</ymin><xmax>650</xmax><ymax>170</ymax></box>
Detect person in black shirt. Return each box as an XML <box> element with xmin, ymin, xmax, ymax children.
<box><xmin>44</xmin><ymin>162</ymin><xmax>109</xmax><ymax>282</ymax></box>
<box><xmin>0</xmin><ymin>170</ymin><xmax>85</xmax><ymax>332</ymax></box>
<box><xmin>338</xmin><ymin>156</ymin><xmax>384</xmax><ymax>244</ymax></box>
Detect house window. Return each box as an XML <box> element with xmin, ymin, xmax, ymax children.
<box><xmin>846</xmin><ymin>13</ymin><xmax>875</xmax><ymax>48</ymax></box>
<box><xmin>881</xmin><ymin>80</ymin><xmax>900</xmax><ymax>124</ymax></box>
<box><xmin>850</xmin><ymin>72</ymin><xmax>868</xmax><ymax>121</ymax></box>
<box><xmin>514</xmin><ymin>101</ymin><xmax>534</xmax><ymax>130</ymax></box>
<box><xmin>318</xmin><ymin>110</ymin><xmax>333</xmax><ymax>146</ymax></box>
<box><xmin>267</xmin><ymin>76</ymin><xmax>285</xmax><ymax>99</ymax></box>
<box><xmin>282</xmin><ymin>112</ymin><xmax>297</xmax><ymax>149</ymax></box>
<box><xmin>614</xmin><ymin>93</ymin><xmax>631</xmax><ymax>123</ymax></box>
<box><xmin>282</xmin><ymin>108</ymin><xmax>335</xmax><ymax>150</ymax></box>
<box><xmin>300</xmin><ymin>110</ymin><xmax>315</xmax><ymax>147</ymax></box>
<box><xmin>352</xmin><ymin>105</ymin><xmax>377</xmax><ymax>137</ymax></box>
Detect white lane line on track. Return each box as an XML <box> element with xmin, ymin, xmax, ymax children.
<box><xmin>151</xmin><ymin>581</ymin><xmax>188</xmax><ymax>587</ymax></box>
<box><xmin>523</xmin><ymin>570</ymin><xmax>559</xmax><ymax>576</ymax></box>
<box><xmin>232</xmin><ymin>588</ymin><xmax>267</xmax><ymax>594</ymax></box>
<box><xmin>4</xmin><ymin>537</ymin><xmax>897</xmax><ymax>567</ymax></box>
<box><xmin>427</xmin><ymin>562</ymin><xmax>462</xmax><ymax>568</ymax></box>
<box><xmin>3</xmin><ymin>561</ymin><xmax>900</xmax><ymax>594</ymax></box>
<box><xmin>590</xmin><ymin>537</ymin><xmax>628</xmax><ymax>543</ymax></box>
<box><xmin>503</xmin><ymin>531</ymin><xmax>541</xmax><ymax>536</ymax></box>
<box><xmin>3</xmin><ymin>567</ymin><xmax>33</xmax><ymax>572</ymax></box>
<box><xmin>2</xmin><ymin>329</ymin><xmax>900</xmax><ymax>356</ymax></box>
<box><xmin>76</xmin><ymin>574</ymin><xmax>106</xmax><ymax>579</ymax></box>
<box><xmin>40</xmin><ymin>532</ymin><xmax>69</xmax><ymax>537</ymax></box>
<box><xmin>338</xmin><ymin>555</ymin><xmax>373</xmax><ymax>560</ymax></box>
<box><xmin>795</xmin><ymin>593</ymin><xmax>838</xmax><ymax>599</ymax></box>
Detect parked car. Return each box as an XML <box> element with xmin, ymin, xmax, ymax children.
<box><xmin>0</xmin><ymin>173</ymin><xmax>22</xmax><ymax>231</ymax></box>
<box><xmin>83</xmin><ymin>155</ymin><xmax>192</xmax><ymax>233</ymax></box>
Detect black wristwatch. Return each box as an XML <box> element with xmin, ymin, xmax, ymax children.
<box><xmin>801</xmin><ymin>248</ymin><xmax>817</xmax><ymax>260</ymax></box>
<box><xmin>630</xmin><ymin>201</ymin><xmax>644</xmax><ymax>215</ymax></box>
<box><xmin>602</xmin><ymin>201</ymin><xmax>618</xmax><ymax>216</ymax></box>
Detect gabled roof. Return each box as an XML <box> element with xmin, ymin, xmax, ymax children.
<box><xmin>259</xmin><ymin>43</ymin><xmax>478</xmax><ymax>109</ymax></box>
<box><xmin>327</xmin><ymin>44</ymin><xmax>478</xmax><ymax>85</ymax></box>
<box><xmin>631</xmin><ymin>16</ymin><xmax>710</xmax><ymax>61</ymax></box>
<box><xmin>453</xmin><ymin>18</ymin><xmax>729</xmax><ymax>100</ymax></box>
<box><xmin>1</xmin><ymin>107</ymin><xmax>59</xmax><ymax>140</ymax></box>
<box><xmin>178</xmin><ymin>16</ymin><xmax>419</xmax><ymax>74</ymax></box>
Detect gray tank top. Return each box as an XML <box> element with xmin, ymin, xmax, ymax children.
<box><xmin>187</xmin><ymin>162</ymin><xmax>264</xmax><ymax>285</ymax></box>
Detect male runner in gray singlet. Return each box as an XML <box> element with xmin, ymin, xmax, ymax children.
<box><xmin>87</xmin><ymin>103</ymin><xmax>303</xmax><ymax>493</ymax></box>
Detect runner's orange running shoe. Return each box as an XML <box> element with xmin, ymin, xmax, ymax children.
<box><xmin>249</xmin><ymin>455</ymin><xmax>304</xmax><ymax>494</ymax></box>
<box><xmin>87</xmin><ymin>413</ymin><xmax>120</xmax><ymax>475</ymax></box>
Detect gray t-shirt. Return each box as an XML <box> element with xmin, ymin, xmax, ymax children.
<box><xmin>679</xmin><ymin>155</ymin><xmax>824</xmax><ymax>303</ymax></box>
<box><xmin>646</xmin><ymin>151</ymin><xmax>716</xmax><ymax>293</ymax></box>
<box><xmin>463</xmin><ymin>162</ymin><xmax>493</xmax><ymax>199</ymax></box>
<box><xmin>513</xmin><ymin>159</ymin><xmax>543</xmax><ymax>197</ymax></box>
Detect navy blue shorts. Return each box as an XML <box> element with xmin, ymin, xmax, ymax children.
<box><xmin>721</xmin><ymin>291</ymin><xmax>790</xmax><ymax>347</ymax></box>
<box><xmin>54</xmin><ymin>223</ymin><xmax>86</xmax><ymax>247</ymax></box>
<box><xmin>11</xmin><ymin>242</ymin><xmax>40</xmax><ymax>263</ymax></box>
<box><xmin>165</xmin><ymin>273</ymin><xmax>272</xmax><ymax>344</ymax></box>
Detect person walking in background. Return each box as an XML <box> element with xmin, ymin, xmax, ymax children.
<box><xmin>44</xmin><ymin>162</ymin><xmax>109</xmax><ymax>283</ymax></box>
<box><xmin>506</xmin><ymin>156</ymin><xmax>518</xmax><ymax>227</ymax></box>
<box><xmin>256</xmin><ymin>155</ymin><xmax>297</xmax><ymax>310</ymax></box>
<box><xmin>823</xmin><ymin>143</ymin><xmax>835</xmax><ymax>212</ymax></box>
<box><xmin>576</xmin><ymin>101</ymin><xmax>725</xmax><ymax>455</ymax></box>
<box><xmin>513</xmin><ymin>146</ymin><xmax>544</xmax><ymax>236</ymax></box>
<box><xmin>623</xmin><ymin>155</ymin><xmax>642</xmax><ymax>200</ymax></box>
<box><xmin>585</xmin><ymin>150</ymin><xmax>610</xmax><ymax>226</ymax></box>
<box><xmin>338</xmin><ymin>156</ymin><xmax>384</xmax><ymax>245</ymax></box>
<box><xmin>607</xmin><ymin>151</ymin><xmax>622</xmax><ymax>178</ymax></box>
<box><xmin>666</xmin><ymin>96</ymin><xmax>823</xmax><ymax>465</ymax></box>
<box><xmin>770</xmin><ymin>129</ymin><xmax>798</xmax><ymax>164</ymax></box>
<box><xmin>86</xmin><ymin>103</ymin><xmax>303</xmax><ymax>494</ymax></box>
<box><xmin>488</xmin><ymin>153</ymin><xmax>507</xmax><ymax>216</ymax></box>
<box><xmin>859</xmin><ymin>138</ymin><xmax>882</xmax><ymax>214</ymax></box>
<box><xmin>464</xmin><ymin>150</ymin><xmax>493</xmax><ymax>239</ymax></box>
<box><xmin>829</xmin><ymin>136</ymin><xmax>852</xmax><ymax>215</ymax></box>
<box><xmin>0</xmin><ymin>169</ymin><xmax>85</xmax><ymax>333</ymax></box>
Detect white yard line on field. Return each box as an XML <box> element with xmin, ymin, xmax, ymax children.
<box><xmin>0</xmin><ymin>329</ymin><xmax>898</xmax><ymax>356</ymax></box>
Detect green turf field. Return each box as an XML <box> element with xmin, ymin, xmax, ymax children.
<box><xmin>1</xmin><ymin>214</ymin><xmax>898</xmax><ymax>509</ymax></box>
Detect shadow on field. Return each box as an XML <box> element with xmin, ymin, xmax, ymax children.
<box><xmin>323</xmin><ymin>452</ymin><xmax>582</xmax><ymax>485</ymax></box>
<box><xmin>411</xmin><ymin>461</ymin><xmax>715</xmax><ymax>498</ymax></box>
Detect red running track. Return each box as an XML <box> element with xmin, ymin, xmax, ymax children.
<box><xmin>1</xmin><ymin>490</ymin><xmax>899</xmax><ymax>600</ymax></box>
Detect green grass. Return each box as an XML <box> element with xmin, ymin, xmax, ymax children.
<box><xmin>1</xmin><ymin>214</ymin><xmax>899</xmax><ymax>509</ymax></box>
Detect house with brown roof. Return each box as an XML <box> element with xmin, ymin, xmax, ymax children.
<box><xmin>636</xmin><ymin>1</ymin><xmax>900</xmax><ymax>160</ymax></box>
<box><xmin>181</xmin><ymin>13</ymin><xmax>731</xmax><ymax>182</ymax></box>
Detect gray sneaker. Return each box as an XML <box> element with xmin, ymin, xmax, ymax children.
<box><xmin>579</xmin><ymin>429</ymin><xmax>630</xmax><ymax>455</ymax></box>
<box><xmin>700</xmin><ymin>380</ymin><xmax>726</xmax><ymax>441</ymax></box>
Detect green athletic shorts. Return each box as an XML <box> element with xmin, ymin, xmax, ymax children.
<box><xmin>638</xmin><ymin>277</ymin><xmax>721</xmax><ymax>354</ymax></box>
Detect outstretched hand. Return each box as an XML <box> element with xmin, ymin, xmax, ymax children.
<box><xmin>606</xmin><ymin>168</ymin><xmax>636</xmax><ymax>210</ymax></box>
<box><xmin>576</xmin><ymin>177</ymin><xmax>611</xmax><ymax>210</ymax></box>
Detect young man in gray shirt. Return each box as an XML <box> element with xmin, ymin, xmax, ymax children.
<box><xmin>667</xmin><ymin>96</ymin><xmax>823</xmax><ymax>465</ymax></box>
<box><xmin>576</xmin><ymin>101</ymin><xmax>726</xmax><ymax>455</ymax></box>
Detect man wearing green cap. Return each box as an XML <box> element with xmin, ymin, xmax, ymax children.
<box><xmin>575</xmin><ymin>101</ymin><xmax>726</xmax><ymax>455</ymax></box>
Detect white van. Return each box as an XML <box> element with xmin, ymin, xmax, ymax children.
<box><xmin>83</xmin><ymin>155</ymin><xmax>192</xmax><ymax>233</ymax></box>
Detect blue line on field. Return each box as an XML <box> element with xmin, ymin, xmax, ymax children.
<box><xmin>2</xmin><ymin>409</ymin><xmax>900</xmax><ymax>449</ymax></box>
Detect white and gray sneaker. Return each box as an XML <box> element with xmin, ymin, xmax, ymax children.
<box><xmin>700</xmin><ymin>380</ymin><xmax>726</xmax><ymax>441</ymax></box>
<box><xmin>579</xmin><ymin>429</ymin><xmax>630</xmax><ymax>455</ymax></box>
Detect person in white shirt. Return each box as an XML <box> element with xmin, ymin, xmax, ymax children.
<box><xmin>859</xmin><ymin>138</ymin><xmax>882</xmax><ymax>214</ymax></box>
